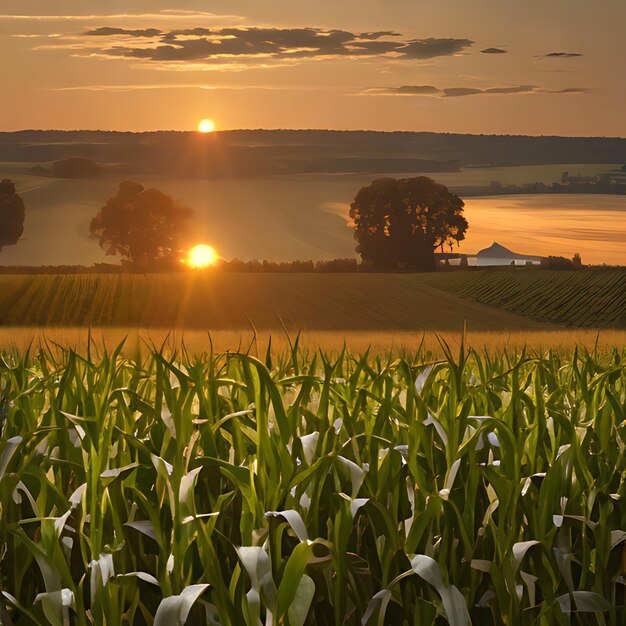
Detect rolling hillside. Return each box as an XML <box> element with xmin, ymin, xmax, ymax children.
<box><xmin>0</xmin><ymin>273</ymin><xmax>552</xmax><ymax>332</ymax></box>
<box><xmin>0</xmin><ymin>269</ymin><xmax>622</xmax><ymax>331</ymax></box>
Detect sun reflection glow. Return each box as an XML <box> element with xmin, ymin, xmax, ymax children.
<box><xmin>186</xmin><ymin>244</ymin><xmax>218</xmax><ymax>268</ymax></box>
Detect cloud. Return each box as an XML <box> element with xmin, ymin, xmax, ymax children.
<box><xmin>545</xmin><ymin>87</ymin><xmax>588</xmax><ymax>94</ymax></box>
<box><xmin>367</xmin><ymin>84</ymin><xmax>588</xmax><ymax>97</ymax></box>
<box><xmin>61</xmin><ymin>26</ymin><xmax>473</xmax><ymax>66</ymax></box>
<box><xmin>480</xmin><ymin>47</ymin><xmax>507</xmax><ymax>54</ymax></box>
<box><xmin>441</xmin><ymin>87</ymin><xmax>484</xmax><ymax>97</ymax></box>
<box><xmin>0</xmin><ymin>11</ymin><xmax>241</xmax><ymax>22</ymax></box>
<box><xmin>542</xmin><ymin>52</ymin><xmax>583</xmax><ymax>58</ymax></box>
<box><xmin>85</xmin><ymin>27</ymin><xmax>162</xmax><ymax>38</ymax></box>
<box><xmin>400</xmin><ymin>38</ymin><xmax>473</xmax><ymax>59</ymax></box>
<box><xmin>391</xmin><ymin>85</ymin><xmax>441</xmax><ymax>95</ymax></box>
<box><xmin>359</xmin><ymin>31</ymin><xmax>402</xmax><ymax>40</ymax></box>
<box><xmin>476</xmin><ymin>85</ymin><xmax>536</xmax><ymax>95</ymax></box>
<box><xmin>52</xmin><ymin>83</ymin><xmax>316</xmax><ymax>92</ymax></box>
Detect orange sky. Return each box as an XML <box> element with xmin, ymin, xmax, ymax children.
<box><xmin>1</xmin><ymin>0</ymin><xmax>625</xmax><ymax>135</ymax></box>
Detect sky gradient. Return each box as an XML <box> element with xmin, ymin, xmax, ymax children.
<box><xmin>1</xmin><ymin>0</ymin><xmax>624</xmax><ymax>135</ymax></box>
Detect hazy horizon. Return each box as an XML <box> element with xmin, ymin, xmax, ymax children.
<box><xmin>4</xmin><ymin>128</ymin><xmax>626</xmax><ymax>140</ymax></box>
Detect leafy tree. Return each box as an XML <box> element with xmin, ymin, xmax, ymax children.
<box><xmin>0</xmin><ymin>179</ymin><xmax>26</xmax><ymax>251</ymax></box>
<box><xmin>90</xmin><ymin>181</ymin><xmax>192</xmax><ymax>268</ymax></box>
<box><xmin>52</xmin><ymin>157</ymin><xmax>100</xmax><ymax>179</ymax></box>
<box><xmin>349</xmin><ymin>177</ymin><xmax>468</xmax><ymax>270</ymax></box>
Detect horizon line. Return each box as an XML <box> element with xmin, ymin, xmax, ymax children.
<box><xmin>1</xmin><ymin>128</ymin><xmax>626</xmax><ymax>141</ymax></box>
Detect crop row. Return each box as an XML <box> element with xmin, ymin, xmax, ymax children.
<box><xmin>431</xmin><ymin>269</ymin><xmax>625</xmax><ymax>328</ymax></box>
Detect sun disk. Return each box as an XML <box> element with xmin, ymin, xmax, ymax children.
<box><xmin>187</xmin><ymin>244</ymin><xmax>218</xmax><ymax>268</ymax></box>
<box><xmin>198</xmin><ymin>119</ymin><xmax>216</xmax><ymax>133</ymax></box>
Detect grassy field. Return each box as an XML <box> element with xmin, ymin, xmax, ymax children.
<box><xmin>0</xmin><ymin>269</ymin><xmax>623</xmax><ymax>333</ymax></box>
<box><xmin>0</xmin><ymin>343</ymin><xmax>624</xmax><ymax>624</ymax></box>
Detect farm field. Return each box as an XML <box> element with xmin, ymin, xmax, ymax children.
<box><xmin>0</xmin><ymin>269</ymin><xmax>623</xmax><ymax>332</ymax></box>
<box><xmin>3</xmin><ymin>3</ymin><xmax>624</xmax><ymax>624</ymax></box>
<box><xmin>0</xmin><ymin>272</ymin><xmax>551</xmax><ymax>332</ymax></box>
<box><xmin>426</xmin><ymin>269</ymin><xmax>626</xmax><ymax>328</ymax></box>
<box><xmin>0</xmin><ymin>342</ymin><xmax>624</xmax><ymax>624</ymax></box>
<box><xmin>2</xmin><ymin>327</ymin><xmax>626</xmax><ymax>358</ymax></box>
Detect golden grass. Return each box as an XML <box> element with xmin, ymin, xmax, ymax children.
<box><xmin>1</xmin><ymin>327</ymin><xmax>623</xmax><ymax>357</ymax></box>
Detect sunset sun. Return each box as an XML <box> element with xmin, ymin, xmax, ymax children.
<box><xmin>198</xmin><ymin>119</ymin><xmax>216</xmax><ymax>133</ymax></box>
<box><xmin>186</xmin><ymin>244</ymin><xmax>218</xmax><ymax>268</ymax></box>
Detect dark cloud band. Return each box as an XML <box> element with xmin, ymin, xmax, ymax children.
<box><xmin>80</xmin><ymin>26</ymin><xmax>474</xmax><ymax>63</ymax></box>
<box><xmin>371</xmin><ymin>84</ymin><xmax>588</xmax><ymax>97</ymax></box>
<box><xmin>86</xmin><ymin>27</ymin><xmax>162</xmax><ymax>37</ymax></box>
<box><xmin>543</xmin><ymin>52</ymin><xmax>583</xmax><ymax>58</ymax></box>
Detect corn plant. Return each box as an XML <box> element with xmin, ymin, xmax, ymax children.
<box><xmin>0</xmin><ymin>340</ymin><xmax>625</xmax><ymax>624</ymax></box>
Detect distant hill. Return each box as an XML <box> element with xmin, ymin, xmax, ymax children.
<box><xmin>0</xmin><ymin>130</ymin><xmax>624</xmax><ymax>179</ymax></box>
<box><xmin>476</xmin><ymin>242</ymin><xmax>542</xmax><ymax>261</ymax></box>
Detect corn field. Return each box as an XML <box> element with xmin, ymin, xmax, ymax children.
<box><xmin>0</xmin><ymin>340</ymin><xmax>625</xmax><ymax>625</ymax></box>
<box><xmin>433</xmin><ymin>269</ymin><xmax>625</xmax><ymax>328</ymax></box>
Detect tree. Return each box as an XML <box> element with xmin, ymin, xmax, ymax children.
<box><xmin>349</xmin><ymin>177</ymin><xmax>468</xmax><ymax>270</ymax></box>
<box><xmin>541</xmin><ymin>256</ymin><xmax>574</xmax><ymax>270</ymax></box>
<box><xmin>0</xmin><ymin>179</ymin><xmax>26</xmax><ymax>251</ymax></box>
<box><xmin>52</xmin><ymin>157</ymin><xmax>100</xmax><ymax>179</ymax></box>
<box><xmin>90</xmin><ymin>181</ymin><xmax>192</xmax><ymax>268</ymax></box>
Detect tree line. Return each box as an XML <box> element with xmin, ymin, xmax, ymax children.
<box><xmin>0</xmin><ymin>180</ymin><xmax>25</xmax><ymax>251</ymax></box>
<box><xmin>1</xmin><ymin>176</ymin><xmax>469</xmax><ymax>271</ymax></box>
<box><xmin>0</xmin><ymin>259</ymin><xmax>361</xmax><ymax>275</ymax></box>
